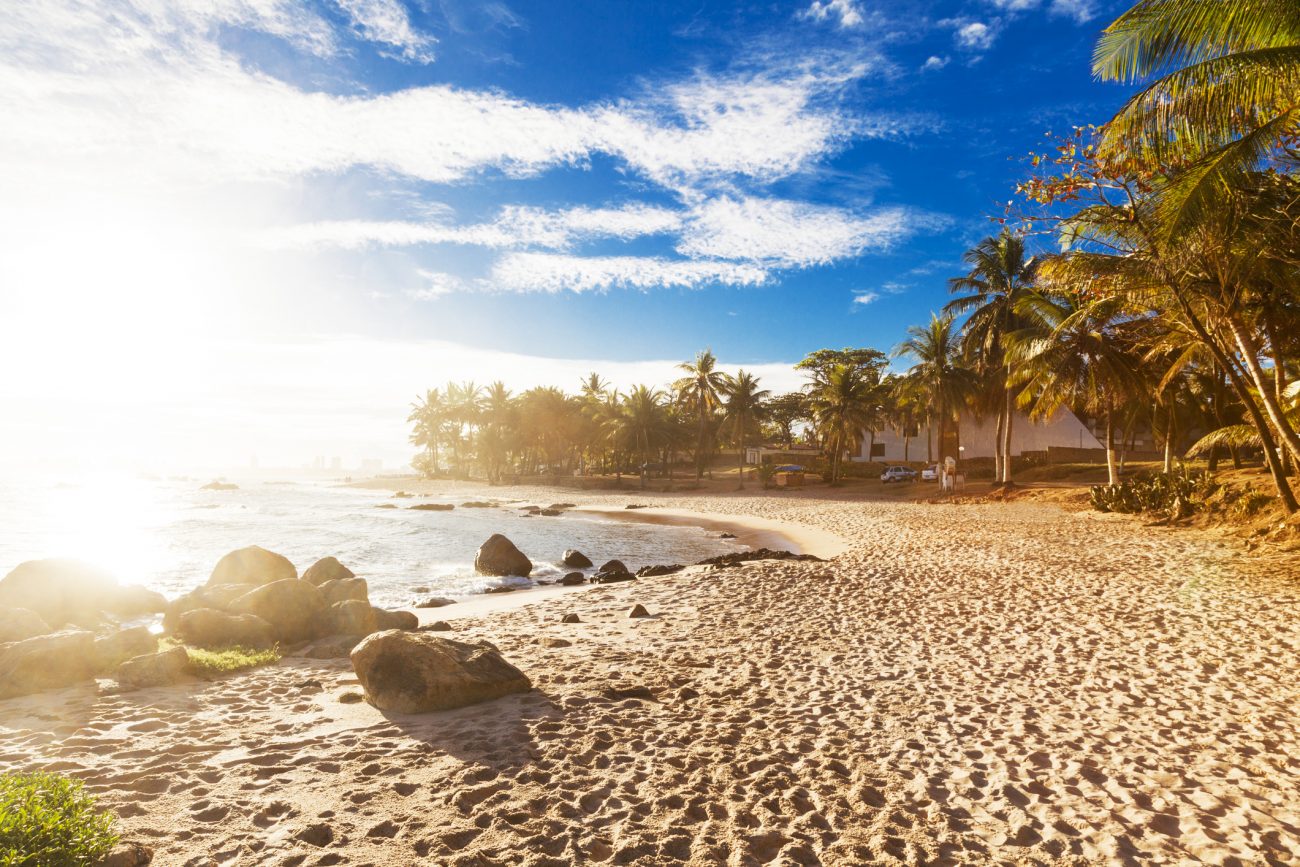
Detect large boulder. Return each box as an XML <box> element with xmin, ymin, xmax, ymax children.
<box><xmin>0</xmin><ymin>630</ymin><xmax>95</xmax><ymax>699</ymax></box>
<box><xmin>208</xmin><ymin>546</ymin><xmax>297</xmax><ymax>587</ymax></box>
<box><xmin>176</xmin><ymin>609</ymin><xmax>274</xmax><ymax>648</ymax></box>
<box><xmin>559</xmin><ymin>572</ymin><xmax>586</xmax><ymax>586</ymax></box>
<box><xmin>0</xmin><ymin>559</ymin><xmax>156</xmax><ymax>628</ymax></box>
<box><xmin>318</xmin><ymin>577</ymin><xmax>369</xmax><ymax>606</ymax></box>
<box><xmin>93</xmin><ymin>627</ymin><xmax>158</xmax><ymax>672</ymax></box>
<box><xmin>474</xmin><ymin>535</ymin><xmax>532</xmax><ymax>577</ymax></box>
<box><xmin>372</xmin><ymin>608</ymin><xmax>418</xmax><ymax>631</ymax></box>
<box><xmin>328</xmin><ymin>600</ymin><xmax>378</xmax><ymax>637</ymax></box>
<box><xmin>117</xmin><ymin>646</ymin><xmax>189</xmax><ymax>689</ymax></box>
<box><xmin>163</xmin><ymin>583</ymin><xmax>258</xmax><ymax>633</ymax></box>
<box><xmin>350</xmin><ymin>631</ymin><xmax>532</xmax><ymax>713</ymax></box>
<box><xmin>227</xmin><ymin>580</ymin><xmax>326</xmax><ymax>643</ymax></box>
<box><xmin>302</xmin><ymin>557</ymin><xmax>355</xmax><ymax>586</ymax></box>
<box><xmin>561</xmin><ymin>550</ymin><xmax>593</xmax><ymax>569</ymax></box>
<box><xmin>0</xmin><ymin>608</ymin><xmax>49</xmax><ymax>643</ymax></box>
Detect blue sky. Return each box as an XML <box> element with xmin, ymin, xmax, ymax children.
<box><xmin>0</xmin><ymin>0</ymin><xmax>1137</xmax><ymax>469</ymax></box>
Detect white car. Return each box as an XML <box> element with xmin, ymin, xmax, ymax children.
<box><xmin>880</xmin><ymin>466</ymin><xmax>917</xmax><ymax>483</ymax></box>
<box><xmin>921</xmin><ymin>465</ymin><xmax>939</xmax><ymax>481</ymax></box>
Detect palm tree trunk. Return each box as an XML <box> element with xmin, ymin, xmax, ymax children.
<box><xmin>926</xmin><ymin>415</ymin><xmax>933</xmax><ymax>463</ymax></box>
<box><xmin>993</xmin><ymin>404</ymin><xmax>1005</xmax><ymax>486</ymax></box>
<box><xmin>1229</xmin><ymin>319</ymin><xmax>1300</xmax><ymax>465</ymax></box>
<box><xmin>736</xmin><ymin>425</ymin><xmax>745</xmax><ymax>490</ymax></box>
<box><xmin>1105</xmin><ymin>408</ymin><xmax>1119</xmax><ymax>486</ymax></box>
<box><xmin>1002</xmin><ymin>385</ymin><xmax>1015</xmax><ymax>485</ymax></box>
<box><xmin>1162</xmin><ymin>402</ymin><xmax>1175</xmax><ymax>475</ymax></box>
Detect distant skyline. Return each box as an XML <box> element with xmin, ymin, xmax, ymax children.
<box><xmin>0</xmin><ymin>0</ymin><xmax>1134</xmax><ymax>470</ymax></box>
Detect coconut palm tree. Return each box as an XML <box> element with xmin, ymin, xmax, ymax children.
<box><xmin>407</xmin><ymin>388</ymin><xmax>445</xmax><ymax>478</ymax></box>
<box><xmin>946</xmin><ymin>231</ymin><xmax>1037</xmax><ymax>485</ymax></box>
<box><xmin>719</xmin><ymin>370</ymin><xmax>770</xmax><ymax>489</ymax></box>
<box><xmin>1093</xmin><ymin>0</ymin><xmax>1300</xmax><ymax>233</ymax></box>
<box><xmin>894</xmin><ymin>314</ymin><xmax>977</xmax><ymax>466</ymax></box>
<box><xmin>674</xmin><ymin>349</ymin><xmax>728</xmax><ymax>480</ymax></box>
<box><xmin>806</xmin><ymin>363</ymin><xmax>875</xmax><ymax>485</ymax></box>
<box><xmin>621</xmin><ymin>385</ymin><xmax>670</xmax><ymax>490</ymax></box>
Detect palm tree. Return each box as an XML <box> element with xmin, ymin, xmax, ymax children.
<box><xmin>407</xmin><ymin>388</ymin><xmax>445</xmax><ymax>477</ymax></box>
<box><xmin>719</xmin><ymin>371</ymin><xmax>770</xmax><ymax>489</ymax></box>
<box><xmin>806</xmin><ymin>363</ymin><xmax>875</xmax><ymax>485</ymax></box>
<box><xmin>1006</xmin><ymin>289</ymin><xmax>1145</xmax><ymax>486</ymax></box>
<box><xmin>1093</xmin><ymin>0</ymin><xmax>1300</xmax><ymax>233</ymax></box>
<box><xmin>621</xmin><ymin>385</ymin><xmax>670</xmax><ymax>490</ymax></box>
<box><xmin>894</xmin><ymin>314</ymin><xmax>977</xmax><ymax>466</ymax></box>
<box><xmin>946</xmin><ymin>231</ymin><xmax>1037</xmax><ymax>485</ymax></box>
<box><xmin>674</xmin><ymin>349</ymin><xmax>728</xmax><ymax>480</ymax></box>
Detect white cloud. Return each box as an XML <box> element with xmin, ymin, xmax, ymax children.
<box><xmin>982</xmin><ymin>0</ymin><xmax>1039</xmax><ymax>10</ymax></box>
<box><xmin>677</xmin><ymin>197</ymin><xmax>921</xmax><ymax>266</ymax></box>
<box><xmin>800</xmin><ymin>0</ymin><xmax>865</xmax><ymax>29</ymax></box>
<box><xmin>852</xmin><ymin>291</ymin><xmax>880</xmax><ymax>305</ymax></box>
<box><xmin>921</xmin><ymin>55</ymin><xmax>949</xmax><ymax>72</ymax></box>
<box><xmin>489</xmin><ymin>253</ymin><xmax>769</xmax><ymax>293</ymax></box>
<box><xmin>334</xmin><ymin>0</ymin><xmax>436</xmax><ymax>63</ymax></box>
<box><xmin>1048</xmin><ymin>0</ymin><xmax>1097</xmax><ymax>23</ymax></box>
<box><xmin>409</xmin><ymin>270</ymin><xmax>465</xmax><ymax>298</ymax></box>
<box><xmin>952</xmin><ymin>21</ymin><xmax>997</xmax><ymax>51</ymax></box>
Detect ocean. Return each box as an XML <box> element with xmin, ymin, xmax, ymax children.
<box><xmin>0</xmin><ymin>475</ymin><xmax>744</xmax><ymax>608</ymax></box>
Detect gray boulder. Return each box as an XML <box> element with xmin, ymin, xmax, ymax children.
<box><xmin>561</xmin><ymin>550</ymin><xmax>593</xmax><ymax>568</ymax></box>
<box><xmin>93</xmin><ymin>626</ymin><xmax>158</xmax><ymax>672</ymax></box>
<box><xmin>559</xmin><ymin>572</ymin><xmax>586</xmax><ymax>586</ymax></box>
<box><xmin>227</xmin><ymin>579</ymin><xmax>326</xmax><ymax>643</ymax></box>
<box><xmin>302</xmin><ymin>557</ymin><xmax>355</xmax><ymax>586</ymax></box>
<box><xmin>0</xmin><ymin>608</ymin><xmax>49</xmax><ymax>643</ymax></box>
<box><xmin>0</xmin><ymin>630</ymin><xmax>95</xmax><ymax>699</ymax></box>
<box><xmin>473</xmin><ymin>534</ymin><xmax>532</xmax><ymax>577</ymax></box>
<box><xmin>176</xmin><ymin>609</ymin><xmax>274</xmax><ymax>648</ymax></box>
<box><xmin>207</xmin><ymin>546</ymin><xmax>297</xmax><ymax>587</ymax></box>
<box><xmin>117</xmin><ymin>646</ymin><xmax>190</xmax><ymax>689</ymax></box>
<box><xmin>350</xmin><ymin>630</ymin><xmax>532</xmax><ymax>713</ymax></box>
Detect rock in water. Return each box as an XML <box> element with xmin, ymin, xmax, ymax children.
<box><xmin>208</xmin><ymin>546</ymin><xmax>297</xmax><ymax>587</ymax></box>
<box><xmin>415</xmin><ymin>597</ymin><xmax>456</xmax><ymax>608</ymax></box>
<box><xmin>302</xmin><ymin>556</ymin><xmax>355</xmax><ymax>586</ymax></box>
<box><xmin>561</xmin><ymin>549</ymin><xmax>593</xmax><ymax>568</ymax></box>
<box><xmin>629</xmin><ymin>604</ymin><xmax>650</xmax><ymax>618</ymax></box>
<box><xmin>474</xmin><ymin>535</ymin><xmax>533</xmax><ymax>577</ymax></box>
<box><xmin>0</xmin><ymin>630</ymin><xmax>95</xmax><ymax>699</ymax></box>
<box><xmin>117</xmin><ymin>646</ymin><xmax>189</xmax><ymax>689</ymax></box>
<box><xmin>350</xmin><ymin>631</ymin><xmax>532</xmax><ymax>713</ymax></box>
<box><xmin>409</xmin><ymin>503</ymin><xmax>455</xmax><ymax>511</ymax></box>
<box><xmin>598</xmin><ymin>559</ymin><xmax>628</xmax><ymax>574</ymax></box>
<box><xmin>176</xmin><ymin>609</ymin><xmax>274</xmax><ymax>648</ymax></box>
<box><xmin>92</xmin><ymin>627</ymin><xmax>158</xmax><ymax>672</ymax></box>
<box><xmin>227</xmin><ymin>580</ymin><xmax>326</xmax><ymax>643</ymax></box>
<box><xmin>372</xmin><ymin>608</ymin><xmax>418</xmax><ymax>631</ymax></box>
<box><xmin>0</xmin><ymin>608</ymin><xmax>49</xmax><ymax>643</ymax></box>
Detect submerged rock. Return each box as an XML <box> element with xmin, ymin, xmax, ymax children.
<box><xmin>409</xmin><ymin>503</ymin><xmax>455</xmax><ymax>511</ymax></box>
<box><xmin>208</xmin><ymin>546</ymin><xmax>297</xmax><ymax>587</ymax></box>
<box><xmin>351</xmin><ymin>631</ymin><xmax>532</xmax><ymax>713</ymax></box>
<box><xmin>474</xmin><ymin>534</ymin><xmax>532</xmax><ymax>577</ymax></box>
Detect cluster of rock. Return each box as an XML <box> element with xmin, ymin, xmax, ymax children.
<box><xmin>695</xmin><ymin>548</ymin><xmax>824</xmax><ymax>568</ymax></box>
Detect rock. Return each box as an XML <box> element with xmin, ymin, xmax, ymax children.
<box><xmin>538</xmin><ymin>637</ymin><xmax>571</xmax><ymax>648</ymax></box>
<box><xmin>474</xmin><ymin>534</ymin><xmax>532</xmax><ymax>577</ymax></box>
<box><xmin>537</xmin><ymin>509</ymin><xmax>562</xmax><ymax>517</ymax></box>
<box><xmin>375</xmin><ymin>503</ymin><xmax>398</xmax><ymax>509</ymax></box>
<box><xmin>392</xmin><ymin>491</ymin><xmax>412</xmax><ymax>498</ymax></box>
<box><xmin>0</xmin><ymin>559</ymin><xmax>151</xmax><ymax>628</ymax></box>
<box><xmin>695</xmin><ymin>548</ymin><xmax>824</xmax><ymax>568</ymax></box>
<box><xmin>302</xmin><ymin>557</ymin><xmax>355</xmax><ymax>586</ymax></box>
<box><xmin>598</xmin><ymin>559</ymin><xmax>628</xmax><ymax>574</ymax></box>
<box><xmin>296</xmin><ymin>823</ymin><xmax>334</xmax><ymax>847</ymax></box>
<box><xmin>628</xmin><ymin>604</ymin><xmax>650</xmax><ymax>618</ymax></box>
<box><xmin>0</xmin><ymin>630</ymin><xmax>95</xmax><ymax>699</ymax></box>
<box><xmin>625</xmin><ymin>504</ymin><xmax>647</xmax><ymax>509</ymax></box>
<box><xmin>678</xmin><ymin>686</ymin><xmax>700</xmax><ymax>700</ymax></box>
<box><xmin>228</xmin><ymin>580</ymin><xmax>327</xmax><ymax>643</ymax></box>
<box><xmin>549</xmin><ymin>503</ymin><xmax>576</xmax><ymax>509</ymax></box>
<box><xmin>97</xmin><ymin>841</ymin><xmax>154</xmax><ymax>867</ymax></box>
<box><xmin>372</xmin><ymin>608</ymin><xmax>418</xmax><ymax>631</ymax></box>
<box><xmin>461</xmin><ymin>501</ymin><xmax>495</xmax><ymax>508</ymax></box>
<box><xmin>719</xmin><ymin>532</ymin><xmax>737</xmax><ymax>539</ymax></box>
<box><xmin>561</xmin><ymin>550</ymin><xmax>593</xmax><ymax>568</ymax></box>
<box><xmin>592</xmin><ymin>571</ymin><xmax>636</xmax><ymax>584</ymax></box>
<box><xmin>350</xmin><ymin>631</ymin><xmax>532</xmax><ymax>714</ymax></box>
<box><xmin>93</xmin><ymin>626</ymin><xmax>158</xmax><ymax>672</ymax></box>
<box><xmin>424</xmin><ymin>621</ymin><xmax>452</xmax><ymax>632</ymax></box>
<box><xmin>0</xmin><ymin>608</ymin><xmax>49</xmax><ymax>643</ymax></box>
<box><xmin>208</xmin><ymin>546</ymin><xmax>297</xmax><ymax>587</ymax></box>
<box><xmin>318</xmin><ymin>577</ymin><xmax>369</xmax><ymax>606</ymax></box>
<box><xmin>176</xmin><ymin>609</ymin><xmax>274</xmax><ymax>648</ymax></box>
<box><xmin>484</xmin><ymin>586</ymin><xmax>516</xmax><ymax>594</ymax></box>
<box><xmin>415</xmin><ymin>597</ymin><xmax>456</xmax><ymax>608</ymax></box>
<box><xmin>409</xmin><ymin>503</ymin><xmax>454</xmax><ymax>511</ymax></box>
<box><xmin>163</xmin><ymin>584</ymin><xmax>257</xmax><ymax>633</ymax></box>
<box><xmin>559</xmin><ymin>572</ymin><xmax>586</xmax><ymax>586</ymax></box>
<box><xmin>412</xmin><ymin>586</ymin><xmax>430</xmax><ymax>593</ymax></box>
<box><xmin>636</xmin><ymin>564</ymin><xmax>684</xmax><ymax>578</ymax></box>
<box><xmin>291</xmin><ymin>635</ymin><xmax>359</xmax><ymax>659</ymax></box>
<box><xmin>117</xmin><ymin>646</ymin><xmax>189</xmax><ymax>689</ymax></box>
<box><xmin>561</xmin><ymin>613</ymin><xmax>581</xmax><ymax>624</ymax></box>
<box><xmin>200</xmin><ymin>481</ymin><xmax>237</xmax><ymax>491</ymax></box>
<box><xmin>328</xmin><ymin>599</ymin><xmax>378</xmax><ymax>636</ymax></box>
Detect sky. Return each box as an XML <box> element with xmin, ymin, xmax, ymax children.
<box><xmin>0</xmin><ymin>0</ymin><xmax>1136</xmax><ymax>472</ymax></box>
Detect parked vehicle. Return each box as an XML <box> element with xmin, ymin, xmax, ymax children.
<box><xmin>921</xmin><ymin>464</ymin><xmax>939</xmax><ymax>481</ymax></box>
<box><xmin>880</xmin><ymin>466</ymin><xmax>917</xmax><ymax>483</ymax></box>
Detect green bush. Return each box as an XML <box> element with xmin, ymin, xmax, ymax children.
<box><xmin>184</xmin><ymin>644</ymin><xmax>281</xmax><ymax>677</ymax></box>
<box><xmin>0</xmin><ymin>772</ymin><xmax>118</xmax><ymax>867</ymax></box>
<box><xmin>1089</xmin><ymin>469</ymin><xmax>1217</xmax><ymax>519</ymax></box>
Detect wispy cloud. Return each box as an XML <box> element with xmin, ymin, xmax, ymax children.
<box><xmin>852</xmin><ymin>291</ymin><xmax>880</xmax><ymax>305</ymax></box>
<box><xmin>334</xmin><ymin>0</ymin><xmax>437</xmax><ymax>63</ymax></box>
<box><xmin>799</xmin><ymin>0</ymin><xmax>866</xmax><ymax>29</ymax></box>
<box><xmin>489</xmin><ymin>253</ymin><xmax>769</xmax><ymax>293</ymax></box>
<box><xmin>1047</xmin><ymin>0</ymin><xmax>1097</xmax><ymax>23</ymax></box>
<box><xmin>951</xmin><ymin>20</ymin><xmax>998</xmax><ymax>51</ymax></box>
<box><xmin>921</xmin><ymin>55</ymin><xmax>949</xmax><ymax>72</ymax></box>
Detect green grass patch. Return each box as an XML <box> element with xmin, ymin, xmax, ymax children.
<box><xmin>160</xmin><ymin>638</ymin><xmax>281</xmax><ymax>677</ymax></box>
<box><xmin>0</xmin><ymin>772</ymin><xmax>118</xmax><ymax>867</ymax></box>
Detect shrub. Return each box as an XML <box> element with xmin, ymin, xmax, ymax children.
<box><xmin>0</xmin><ymin>772</ymin><xmax>118</xmax><ymax>867</ymax></box>
<box><xmin>184</xmin><ymin>644</ymin><xmax>281</xmax><ymax>677</ymax></box>
<box><xmin>1089</xmin><ymin>470</ymin><xmax>1217</xmax><ymax>519</ymax></box>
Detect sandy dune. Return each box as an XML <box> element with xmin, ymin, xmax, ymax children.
<box><xmin>2</xmin><ymin>487</ymin><xmax>1298</xmax><ymax>865</ymax></box>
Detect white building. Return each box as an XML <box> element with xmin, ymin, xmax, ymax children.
<box><xmin>854</xmin><ymin>407</ymin><xmax>1102</xmax><ymax>463</ymax></box>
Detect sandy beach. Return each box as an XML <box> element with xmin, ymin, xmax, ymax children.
<box><xmin>2</xmin><ymin>484</ymin><xmax>1299</xmax><ymax>865</ymax></box>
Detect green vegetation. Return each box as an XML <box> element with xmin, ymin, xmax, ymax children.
<box><xmin>1090</xmin><ymin>470</ymin><xmax>1217</xmax><ymax>519</ymax></box>
<box><xmin>0</xmin><ymin>772</ymin><xmax>118</xmax><ymax>867</ymax></box>
<box><xmin>160</xmin><ymin>639</ymin><xmax>280</xmax><ymax>678</ymax></box>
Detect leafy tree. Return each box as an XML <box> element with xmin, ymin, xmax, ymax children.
<box><xmin>719</xmin><ymin>370</ymin><xmax>770</xmax><ymax>489</ymax></box>
<box><xmin>894</xmin><ymin>314</ymin><xmax>977</xmax><ymax>465</ymax></box>
<box><xmin>673</xmin><ymin>349</ymin><xmax>728</xmax><ymax>480</ymax></box>
<box><xmin>806</xmin><ymin>363</ymin><xmax>876</xmax><ymax>484</ymax></box>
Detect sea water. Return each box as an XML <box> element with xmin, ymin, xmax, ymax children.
<box><xmin>0</xmin><ymin>475</ymin><xmax>744</xmax><ymax>608</ymax></box>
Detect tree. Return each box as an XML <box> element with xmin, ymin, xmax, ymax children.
<box><xmin>673</xmin><ymin>349</ymin><xmax>728</xmax><ymax>480</ymax></box>
<box><xmin>806</xmin><ymin>363</ymin><xmax>875</xmax><ymax>484</ymax></box>
<box><xmin>407</xmin><ymin>388</ymin><xmax>445</xmax><ymax>478</ymax></box>
<box><xmin>795</xmin><ymin>347</ymin><xmax>888</xmax><ymax>381</ymax></box>
<box><xmin>621</xmin><ymin>385</ymin><xmax>670</xmax><ymax>490</ymax></box>
<box><xmin>894</xmin><ymin>314</ymin><xmax>977</xmax><ymax>466</ymax></box>
<box><xmin>946</xmin><ymin>231</ymin><xmax>1037</xmax><ymax>485</ymax></box>
<box><xmin>719</xmin><ymin>370</ymin><xmax>770</xmax><ymax>489</ymax></box>
<box><xmin>765</xmin><ymin>393</ymin><xmax>809</xmax><ymax>449</ymax></box>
